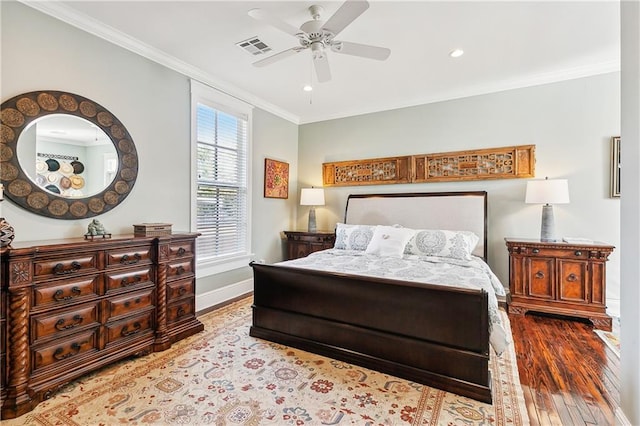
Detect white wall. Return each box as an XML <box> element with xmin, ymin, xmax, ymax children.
<box><xmin>299</xmin><ymin>73</ymin><xmax>621</xmax><ymax>315</ymax></box>
<box><xmin>0</xmin><ymin>2</ymin><xmax>298</xmax><ymax>295</ymax></box>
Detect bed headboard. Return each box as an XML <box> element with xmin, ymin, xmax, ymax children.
<box><xmin>344</xmin><ymin>191</ymin><xmax>488</xmax><ymax>260</ymax></box>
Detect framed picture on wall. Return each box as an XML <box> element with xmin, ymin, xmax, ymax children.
<box><xmin>264</xmin><ymin>158</ymin><xmax>289</xmax><ymax>199</ymax></box>
<box><xmin>611</xmin><ymin>136</ymin><xmax>620</xmax><ymax>198</ymax></box>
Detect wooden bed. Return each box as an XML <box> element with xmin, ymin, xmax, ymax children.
<box><xmin>250</xmin><ymin>191</ymin><xmax>495</xmax><ymax>403</ymax></box>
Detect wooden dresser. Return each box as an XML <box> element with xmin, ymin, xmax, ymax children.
<box><xmin>505</xmin><ymin>238</ymin><xmax>614</xmax><ymax>330</ymax></box>
<box><xmin>283</xmin><ymin>230</ymin><xmax>336</xmax><ymax>260</ymax></box>
<box><xmin>0</xmin><ymin>233</ymin><xmax>204</xmax><ymax>419</ymax></box>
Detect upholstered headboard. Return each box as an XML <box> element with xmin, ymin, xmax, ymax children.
<box><xmin>344</xmin><ymin>191</ymin><xmax>488</xmax><ymax>260</ymax></box>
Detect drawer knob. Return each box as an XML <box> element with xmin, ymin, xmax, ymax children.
<box><xmin>55</xmin><ymin>314</ymin><xmax>84</xmax><ymax>331</ymax></box>
<box><xmin>575</xmin><ymin>251</ymin><xmax>582</xmax><ymax>256</ymax></box>
<box><xmin>53</xmin><ymin>286</ymin><xmax>81</xmax><ymax>301</ymax></box>
<box><xmin>53</xmin><ymin>261</ymin><xmax>82</xmax><ymax>275</ymax></box>
<box><xmin>121</xmin><ymin>322</ymin><xmax>142</xmax><ymax>337</ymax></box>
<box><xmin>178</xmin><ymin>287</ymin><xmax>187</xmax><ymax>296</ymax></box>
<box><xmin>177</xmin><ymin>247</ymin><xmax>186</xmax><ymax>256</ymax></box>
<box><xmin>177</xmin><ymin>307</ymin><xmax>186</xmax><ymax>318</ymax></box>
<box><xmin>532</xmin><ymin>248</ymin><xmax>540</xmax><ymax>254</ymax></box>
<box><xmin>176</xmin><ymin>265</ymin><xmax>186</xmax><ymax>275</ymax></box>
<box><xmin>120</xmin><ymin>253</ymin><xmax>142</xmax><ymax>265</ymax></box>
<box><xmin>567</xmin><ymin>273</ymin><xmax>578</xmax><ymax>282</ymax></box>
<box><xmin>535</xmin><ymin>271</ymin><xmax>545</xmax><ymax>279</ymax></box>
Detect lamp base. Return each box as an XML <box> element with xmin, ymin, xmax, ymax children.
<box><xmin>308</xmin><ymin>207</ymin><xmax>317</xmax><ymax>233</ymax></box>
<box><xmin>540</xmin><ymin>204</ymin><xmax>556</xmax><ymax>242</ymax></box>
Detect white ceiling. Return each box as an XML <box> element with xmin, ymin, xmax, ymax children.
<box><xmin>31</xmin><ymin>1</ymin><xmax>619</xmax><ymax>124</ymax></box>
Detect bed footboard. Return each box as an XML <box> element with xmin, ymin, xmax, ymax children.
<box><xmin>250</xmin><ymin>262</ymin><xmax>492</xmax><ymax>403</ymax></box>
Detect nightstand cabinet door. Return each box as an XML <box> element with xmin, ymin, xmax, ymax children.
<box><xmin>283</xmin><ymin>231</ymin><xmax>336</xmax><ymax>260</ymax></box>
<box><xmin>526</xmin><ymin>257</ymin><xmax>555</xmax><ymax>300</ymax></box>
<box><xmin>505</xmin><ymin>238</ymin><xmax>614</xmax><ymax>331</ymax></box>
<box><xmin>557</xmin><ymin>260</ymin><xmax>588</xmax><ymax>303</ymax></box>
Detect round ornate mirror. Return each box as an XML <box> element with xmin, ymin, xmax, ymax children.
<box><xmin>1</xmin><ymin>90</ymin><xmax>138</xmax><ymax>219</ymax></box>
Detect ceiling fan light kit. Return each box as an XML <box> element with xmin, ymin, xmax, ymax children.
<box><xmin>248</xmin><ymin>0</ymin><xmax>391</xmax><ymax>83</ymax></box>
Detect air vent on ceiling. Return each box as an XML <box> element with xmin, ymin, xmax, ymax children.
<box><xmin>236</xmin><ymin>37</ymin><xmax>272</xmax><ymax>56</ymax></box>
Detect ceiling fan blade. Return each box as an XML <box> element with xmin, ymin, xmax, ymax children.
<box><xmin>331</xmin><ymin>41</ymin><xmax>390</xmax><ymax>61</ymax></box>
<box><xmin>322</xmin><ymin>0</ymin><xmax>369</xmax><ymax>37</ymax></box>
<box><xmin>253</xmin><ymin>47</ymin><xmax>306</xmax><ymax>67</ymax></box>
<box><xmin>313</xmin><ymin>54</ymin><xmax>332</xmax><ymax>82</ymax></box>
<box><xmin>248</xmin><ymin>8</ymin><xmax>301</xmax><ymax>37</ymax></box>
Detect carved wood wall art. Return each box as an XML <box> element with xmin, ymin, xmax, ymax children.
<box><xmin>322</xmin><ymin>156</ymin><xmax>412</xmax><ymax>186</ymax></box>
<box><xmin>413</xmin><ymin>145</ymin><xmax>535</xmax><ymax>183</ymax></box>
<box><xmin>322</xmin><ymin>145</ymin><xmax>535</xmax><ymax>187</ymax></box>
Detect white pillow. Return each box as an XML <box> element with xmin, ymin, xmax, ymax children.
<box><xmin>404</xmin><ymin>229</ymin><xmax>480</xmax><ymax>261</ymax></box>
<box><xmin>365</xmin><ymin>225</ymin><xmax>416</xmax><ymax>258</ymax></box>
<box><xmin>334</xmin><ymin>223</ymin><xmax>375</xmax><ymax>251</ymax></box>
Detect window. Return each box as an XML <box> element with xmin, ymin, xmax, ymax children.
<box><xmin>191</xmin><ymin>80</ymin><xmax>252</xmax><ymax>275</ymax></box>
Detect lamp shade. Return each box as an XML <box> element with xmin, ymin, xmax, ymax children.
<box><xmin>525</xmin><ymin>178</ymin><xmax>570</xmax><ymax>205</ymax></box>
<box><xmin>300</xmin><ymin>188</ymin><xmax>325</xmax><ymax>206</ymax></box>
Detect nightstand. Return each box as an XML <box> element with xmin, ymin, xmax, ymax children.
<box><xmin>505</xmin><ymin>238</ymin><xmax>614</xmax><ymax>330</ymax></box>
<box><xmin>283</xmin><ymin>230</ymin><xmax>336</xmax><ymax>260</ymax></box>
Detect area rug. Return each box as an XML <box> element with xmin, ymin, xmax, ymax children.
<box><xmin>595</xmin><ymin>323</ymin><xmax>621</xmax><ymax>359</ymax></box>
<box><xmin>5</xmin><ymin>297</ymin><xmax>528</xmax><ymax>425</ymax></box>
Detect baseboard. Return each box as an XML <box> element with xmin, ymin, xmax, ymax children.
<box><xmin>195</xmin><ymin>278</ymin><xmax>253</xmax><ymax>314</ymax></box>
<box><xmin>616</xmin><ymin>407</ymin><xmax>632</xmax><ymax>426</ymax></box>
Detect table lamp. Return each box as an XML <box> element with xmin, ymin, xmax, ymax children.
<box><xmin>300</xmin><ymin>187</ymin><xmax>325</xmax><ymax>232</ymax></box>
<box><xmin>525</xmin><ymin>177</ymin><xmax>570</xmax><ymax>242</ymax></box>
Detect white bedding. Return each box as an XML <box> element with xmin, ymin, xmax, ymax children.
<box><xmin>276</xmin><ymin>249</ymin><xmax>511</xmax><ymax>355</ymax></box>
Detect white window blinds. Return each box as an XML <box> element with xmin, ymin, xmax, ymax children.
<box><xmin>191</xmin><ymin>81</ymin><xmax>251</xmax><ymax>268</ymax></box>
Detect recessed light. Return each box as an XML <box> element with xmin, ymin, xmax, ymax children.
<box><xmin>303</xmin><ymin>85</ymin><xmax>313</xmax><ymax>92</ymax></box>
<box><xmin>449</xmin><ymin>49</ymin><xmax>464</xmax><ymax>58</ymax></box>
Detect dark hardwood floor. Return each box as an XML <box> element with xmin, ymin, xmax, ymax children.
<box><xmin>509</xmin><ymin>312</ymin><xmax>620</xmax><ymax>425</ymax></box>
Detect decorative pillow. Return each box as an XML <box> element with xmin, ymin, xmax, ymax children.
<box><xmin>404</xmin><ymin>229</ymin><xmax>480</xmax><ymax>261</ymax></box>
<box><xmin>365</xmin><ymin>225</ymin><xmax>416</xmax><ymax>258</ymax></box>
<box><xmin>334</xmin><ymin>223</ymin><xmax>375</xmax><ymax>251</ymax></box>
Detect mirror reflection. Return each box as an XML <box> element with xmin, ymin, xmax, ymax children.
<box><xmin>16</xmin><ymin>114</ymin><xmax>118</xmax><ymax>198</ymax></box>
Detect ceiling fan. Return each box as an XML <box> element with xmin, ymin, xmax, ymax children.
<box><xmin>248</xmin><ymin>0</ymin><xmax>391</xmax><ymax>83</ymax></box>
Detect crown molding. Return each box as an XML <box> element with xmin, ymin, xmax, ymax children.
<box><xmin>18</xmin><ymin>0</ymin><xmax>300</xmax><ymax>125</ymax></box>
<box><xmin>299</xmin><ymin>60</ymin><xmax>620</xmax><ymax>124</ymax></box>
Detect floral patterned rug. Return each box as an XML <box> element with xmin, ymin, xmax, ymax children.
<box><xmin>6</xmin><ymin>296</ymin><xmax>528</xmax><ymax>425</ymax></box>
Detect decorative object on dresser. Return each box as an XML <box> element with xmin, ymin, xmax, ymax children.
<box><xmin>263</xmin><ymin>158</ymin><xmax>289</xmax><ymax>199</ymax></box>
<box><xmin>0</xmin><ymin>90</ymin><xmax>139</xmax><ymax>220</ymax></box>
<box><xmin>0</xmin><ymin>183</ymin><xmax>15</xmax><ymax>247</ymax></box>
<box><xmin>133</xmin><ymin>222</ymin><xmax>172</xmax><ymax>237</ymax></box>
<box><xmin>299</xmin><ymin>187</ymin><xmax>325</xmax><ymax>232</ymax></box>
<box><xmin>525</xmin><ymin>177</ymin><xmax>570</xmax><ymax>242</ymax></box>
<box><xmin>283</xmin><ymin>230</ymin><xmax>335</xmax><ymax>260</ymax></box>
<box><xmin>505</xmin><ymin>238</ymin><xmax>614</xmax><ymax>331</ymax></box>
<box><xmin>0</xmin><ymin>233</ymin><xmax>203</xmax><ymax>419</ymax></box>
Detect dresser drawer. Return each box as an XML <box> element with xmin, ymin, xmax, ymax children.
<box><xmin>31</xmin><ymin>302</ymin><xmax>99</xmax><ymax>344</ymax></box>
<box><xmin>34</xmin><ymin>254</ymin><xmax>99</xmax><ymax>279</ymax></box>
<box><xmin>105</xmin><ymin>289</ymin><xmax>154</xmax><ymax>321</ymax></box>
<box><xmin>167</xmin><ymin>259</ymin><xmax>194</xmax><ymax>280</ymax></box>
<box><xmin>169</xmin><ymin>241</ymin><xmax>195</xmax><ymax>259</ymax></box>
<box><xmin>167</xmin><ymin>279</ymin><xmax>195</xmax><ymax>302</ymax></box>
<box><xmin>515</xmin><ymin>246</ymin><xmax>588</xmax><ymax>260</ymax></box>
<box><xmin>106</xmin><ymin>245</ymin><xmax>153</xmax><ymax>268</ymax></box>
<box><xmin>105</xmin><ymin>311</ymin><xmax>154</xmax><ymax>346</ymax></box>
<box><xmin>32</xmin><ymin>329</ymin><xmax>99</xmax><ymax>372</ymax></box>
<box><xmin>104</xmin><ymin>266</ymin><xmax>153</xmax><ymax>293</ymax></box>
<box><xmin>167</xmin><ymin>299</ymin><xmax>195</xmax><ymax>324</ymax></box>
<box><xmin>32</xmin><ymin>275</ymin><xmax>101</xmax><ymax>309</ymax></box>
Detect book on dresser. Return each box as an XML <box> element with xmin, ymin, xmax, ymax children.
<box><xmin>0</xmin><ymin>233</ymin><xmax>204</xmax><ymax>419</ymax></box>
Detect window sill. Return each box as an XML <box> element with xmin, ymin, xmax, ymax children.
<box><xmin>196</xmin><ymin>254</ymin><xmax>254</xmax><ymax>278</ymax></box>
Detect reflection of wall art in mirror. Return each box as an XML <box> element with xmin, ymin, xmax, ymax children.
<box><xmin>0</xmin><ymin>90</ymin><xmax>139</xmax><ymax>219</ymax></box>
